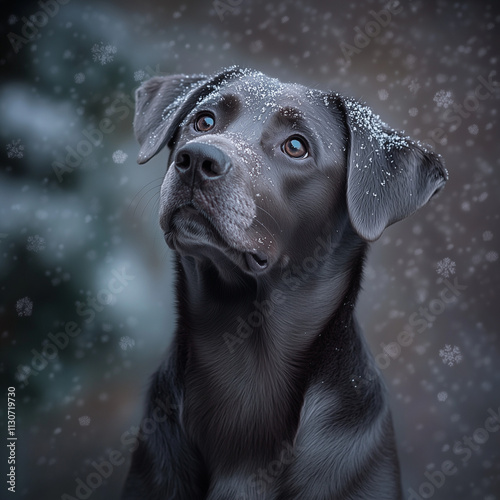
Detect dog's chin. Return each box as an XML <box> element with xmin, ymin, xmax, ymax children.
<box><xmin>164</xmin><ymin>207</ymin><xmax>270</xmax><ymax>275</ymax></box>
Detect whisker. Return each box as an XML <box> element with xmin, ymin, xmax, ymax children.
<box><xmin>128</xmin><ymin>177</ymin><xmax>163</xmax><ymax>216</ymax></box>
<box><xmin>255</xmin><ymin>203</ymin><xmax>282</xmax><ymax>233</ymax></box>
<box><xmin>253</xmin><ymin>216</ymin><xmax>276</xmax><ymax>242</ymax></box>
<box><xmin>140</xmin><ymin>188</ymin><xmax>161</xmax><ymax>221</ymax></box>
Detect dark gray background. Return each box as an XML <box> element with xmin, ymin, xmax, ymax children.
<box><xmin>1</xmin><ymin>0</ymin><xmax>499</xmax><ymax>498</ymax></box>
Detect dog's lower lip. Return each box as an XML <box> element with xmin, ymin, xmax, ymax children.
<box><xmin>165</xmin><ymin>204</ymin><xmax>203</xmax><ymax>233</ymax></box>
<box><xmin>166</xmin><ymin>206</ymin><xmax>269</xmax><ymax>272</ymax></box>
<box><xmin>245</xmin><ymin>251</ymin><xmax>268</xmax><ymax>272</ymax></box>
<box><xmin>164</xmin><ymin>231</ymin><xmax>175</xmax><ymax>248</ymax></box>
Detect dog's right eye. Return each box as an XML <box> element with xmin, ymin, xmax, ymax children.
<box><xmin>195</xmin><ymin>113</ymin><xmax>215</xmax><ymax>132</ymax></box>
<box><xmin>282</xmin><ymin>136</ymin><xmax>308</xmax><ymax>159</ymax></box>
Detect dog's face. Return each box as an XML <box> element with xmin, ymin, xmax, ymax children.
<box><xmin>134</xmin><ymin>68</ymin><xmax>447</xmax><ymax>276</ymax></box>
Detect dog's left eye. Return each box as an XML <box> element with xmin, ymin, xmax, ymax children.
<box><xmin>195</xmin><ymin>113</ymin><xmax>215</xmax><ymax>132</ymax></box>
<box><xmin>282</xmin><ymin>137</ymin><xmax>308</xmax><ymax>159</ymax></box>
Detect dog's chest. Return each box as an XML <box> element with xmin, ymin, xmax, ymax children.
<box><xmin>183</xmin><ymin>346</ymin><xmax>300</xmax><ymax>466</ymax></box>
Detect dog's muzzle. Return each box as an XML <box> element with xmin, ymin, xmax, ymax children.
<box><xmin>174</xmin><ymin>142</ymin><xmax>232</xmax><ymax>187</ymax></box>
<box><xmin>160</xmin><ymin>140</ymin><xmax>269</xmax><ymax>274</ymax></box>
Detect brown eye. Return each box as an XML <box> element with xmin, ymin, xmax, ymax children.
<box><xmin>282</xmin><ymin>136</ymin><xmax>308</xmax><ymax>158</ymax></box>
<box><xmin>195</xmin><ymin>113</ymin><xmax>215</xmax><ymax>132</ymax></box>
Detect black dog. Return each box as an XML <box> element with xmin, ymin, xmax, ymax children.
<box><xmin>122</xmin><ymin>67</ymin><xmax>447</xmax><ymax>499</ymax></box>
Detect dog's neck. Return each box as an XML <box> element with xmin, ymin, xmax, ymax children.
<box><xmin>175</xmin><ymin>226</ymin><xmax>367</xmax><ymax>362</ymax></box>
<box><xmin>173</xmin><ymin>226</ymin><xmax>369</xmax><ymax>460</ymax></box>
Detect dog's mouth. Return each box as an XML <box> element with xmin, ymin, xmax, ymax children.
<box><xmin>245</xmin><ymin>250</ymin><xmax>269</xmax><ymax>272</ymax></box>
<box><xmin>163</xmin><ymin>204</ymin><xmax>215</xmax><ymax>246</ymax></box>
<box><xmin>164</xmin><ymin>203</ymin><xmax>269</xmax><ymax>274</ymax></box>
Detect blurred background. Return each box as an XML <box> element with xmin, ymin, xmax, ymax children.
<box><xmin>0</xmin><ymin>0</ymin><xmax>499</xmax><ymax>498</ymax></box>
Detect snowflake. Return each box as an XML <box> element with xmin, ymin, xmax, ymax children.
<box><xmin>486</xmin><ymin>251</ymin><xmax>498</xmax><ymax>263</ymax></box>
<box><xmin>27</xmin><ymin>235</ymin><xmax>45</xmax><ymax>252</ymax></box>
<box><xmin>436</xmin><ymin>257</ymin><xmax>456</xmax><ymax>278</ymax></box>
<box><xmin>16</xmin><ymin>297</ymin><xmax>33</xmax><ymax>317</ymax></box>
<box><xmin>482</xmin><ymin>231</ymin><xmax>493</xmax><ymax>241</ymax></box>
<box><xmin>437</xmin><ymin>391</ymin><xmax>448</xmax><ymax>402</ymax></box>
<box><xmin>8</xmin><ymin>15</ymin><xmax>18</xmax><ymax>25</ymax></box>
<box><xmin>112</xmin><ymin>150</ymin><xmax>128</xmax><ymax>164</ymax></box>
<box><xmin>119</xmin><ymin>336</ymin><xmax>135</xmax><ymax>350</ymax></box>
<box><xmin>6</xmin><ymin>139</ymin><xmax>24</xmax><ymax>159</ymax></box>
<box><xmin>433</xmin><ymin>90</ymin><xmax>454</xmax><ymax>108</ymax></box>
<box><xmin>468</xmin><ymin>124</ymin><xmax>479</xmax><ymax>135</ymax></box>
<box><xmin>439</xmin><ymin>345</ymin><xmax>463</xmax><ymax>367</ymax></box>
<box><xmin>78</xmin><ymin>415</ymin><xmax>91</xmax><ymax>426</ymax></box>
<box><xmin>378</xmin><ymin>89</ymin><xmax>389</xmax><ymax>101</ymax></box>
<box><xmin>91</xmin><ymin>42</ymin><xmax>117</xmax><ymax>65</ymax></box>
<box><xmin>408</xmin><ymin>79</ymin><xmax>421</xmax><ymax>95</ymax></box>
<box><xmin>74</xmin><ymin>72</ymin><xmax>85</xmax><ymax>84</ymax></box>
<box><xmin>134</xmin><ymin>70</ymin><xmax>147</xmax><ymax>81</ymax></box>
<box><xmin>16</xmin><ymin>365</ymin><xmax>31</xmax><ymax>382</ymax></box>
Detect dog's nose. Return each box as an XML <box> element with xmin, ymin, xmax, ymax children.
<box><xmin>174</xmin><ymin>143</ymin><xmax>232</xmax><ymax>185</ymax></box>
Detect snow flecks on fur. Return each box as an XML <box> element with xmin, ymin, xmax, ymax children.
<box><xmin>343</xmin><ymin>97</ymin><xmax>410</xmax><ymax>152</ymax></box>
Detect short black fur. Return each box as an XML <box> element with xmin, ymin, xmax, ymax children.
<box><xmin>122</xmin><ymin>67</ymin><xmax>447</xmax><ymax>499</ymax></box>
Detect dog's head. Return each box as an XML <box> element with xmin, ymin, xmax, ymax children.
<box><xmin>134</xmin><ymin>67</ymin><xmax>447</xmax><ymax>275</ymax></box>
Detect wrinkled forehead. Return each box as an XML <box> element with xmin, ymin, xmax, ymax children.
<box><xmin>226</xmin><ymin>73</ymin><xmax>308</xmax><ymax>103</ymax></box>
<box><xmin>197</xmin><ymin>72</ymin><xmax>333</xmax><ymax>127</ymax></box>
<box><xmin>201</xmin><ymin>73</ymin><xmax>313</xmax><ymax>111</ymax></box>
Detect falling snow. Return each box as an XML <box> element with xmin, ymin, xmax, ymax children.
<box><xmin>2</xmin><ymin>4</ymin><xmax>499</xmax><ymax>499</ymax></box>
<box><xmin>433</xmin><ymin>90</ymin><xmax>454</xmax><ymax>108</ymax></box>
<box><xmin>91</xmin><ymin>42</ymin><xmax>117</xmax><ymax>65</ymax></box>
<box><xmin>119</xmin><ymin>336</ymin><xmax>135</xmax><ymax>350</ymax></box>
<box><xmin>27</xmin><ymin>235</ymin><xmax>46</xmax><ymax>252</ymax></box>
<box><xmin>468</xmin><ymin>124</ymin><xmax>479</xmax><ymax>135</ymax></box>
<box><xmin>134</xmin><ymin>70</ymin><xmax>147</xmax><ymax>81</ymax></box>
<box><xmin>437</xmin><ymin>391</ymin><xmax>448</xmax><ymax>402</ymax></box>
<box><xmin>74</xmin><ymin>73</ymin><xmax>85</xmax><ymax>84</ymax></box>
<box><xmin>15</xmin><ymin>365</ymin><xmax>31</xmax><ymax>383</ymax></box>
<box><xmin>78</xmin><ymin>416</ymin><xmax>91</xmax><ymax>426</ymax></box>
<box><xmin>408</xmin><ymin>80</ymin><xmax>421</xmax><ymax>95</ymax></box>
<box><xmin>436</xmin><ymin>257</ymin><xmax>456</xmax><ymax>278</ymax></box>
<box><xmin>6</xmin><ymin>139</ymin><xmax>24</xmax><ymax>159</ymax></box>
<box><xmin>439</xmin><ymin>345</ymin><xmax>463</xmax><ymax>367</ymax></box>
<box><xmin>378</xmin><ymin>89</ymin><xmax>389</xmax><ymax>101</ymax></box>
<box><xmin>485</xmin><ymin>251</ymin><xmax>498</xmax><ymax>262</ymax></box>
<box><xmin>16</xmin><ymin>297</ymin><xmax>33</xmax><ymax>317</ymax></box>
<box><xmin>112</xmin><ymin>150</ymin><xmax>128</xmax><ymax>164</ymax></box>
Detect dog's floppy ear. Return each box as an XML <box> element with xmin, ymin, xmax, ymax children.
<box><xmin>338</xmin><ymin>96</ymin><xmax>448</xmax><ymax>241</ymax></box>
<box><xmin>134</xmin><ymin>67</ymin><xmax>244</xmax><ymax>164</ymax></box>
<box><xmin>134</xmin><ymin>74</ymin><xmax>206</xmax><ymax>164</ymax></box>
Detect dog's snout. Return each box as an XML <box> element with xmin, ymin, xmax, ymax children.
<box><xmin>174</xmin><ymin>143</ymin><xmax>232</xmax><ymax>185</ymax></box>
